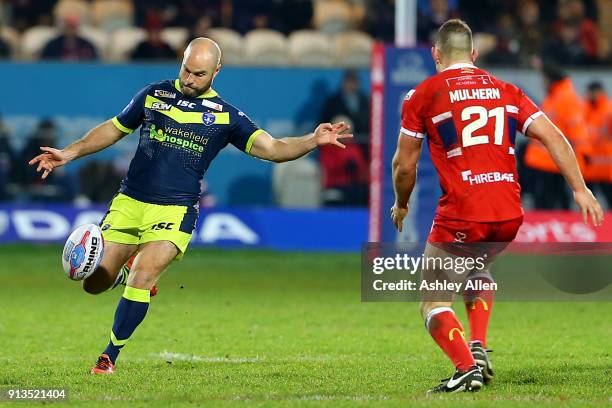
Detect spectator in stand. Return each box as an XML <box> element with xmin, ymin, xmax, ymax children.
<box><xmin>188</xmin><ymin>16</ymin><xmax>213</xmax><ymax>43</ymax></box>
<box><xmin>0</xmin><ymin>32</ymin><xmax>10</xmax><ymax>59</ymax></box>
<box><xmin>417</xmin><ymin>0</ymin><xmax>460</xmax><ymax>45</ymax></box>
<box><xmin>132</xmin><ymin>0</ymin><xmax>176</xmax><ymax>28</ymax></box>
<box><xmin>18</xmin><ymin>119</ymin><xmax>75</xmax><ymax>202</ymax></box>
<box><xmin>364</xmin><ymin>0</ymin><xmax>394</xmax><ymax>42</ymax></box>
<box><xmin>174</xmin><ymin>0</ymin><xmax>227</xmax><ymax>29</ymax></box>
<box><xmin>0</xmin><ymin>118</ymin><xmax>14</xmax><ymax>200</ymax></box>
<box><xmin>131</xmin><ymin>17</ymin><xmax>176</xmax><ymax>61</ymax></box>
<box><xmin>273</xmin><ymin>0</ymin><xmax>314</xmax><ymax>34</ymax></box>
<box><xmin>40</xmin><ymin>14</ymin><xmax>97</xmax><ymax>61</ymax></box>
<box><xmin>581</xmin><ymin>81</ymin><xmax>612</xmax><ymax>207</ymax></box>
<box><xmin>232</xmin><ymin>0</ymin><xmax>275</xmax><ymax>34</ymax></box>
<box><xmin>543</xmin><ymin>0</ymin><xmax>600</xmax><ymax>65</ymax></box>
<box><xmin>320</xmin><ymin>70</ymin><xmax>370</xmax><ymax>147</ymax></box>
<box><xmin>78</xmin><ymin>161</ymin><xmax>124</xmax><ymax>203</ymax></box>
<box><xmin>319</xmin><ymin>115</ymin><xmax>368</xmax><ymax>206</ymax></box>
<box><xmin>10</xmin><ymin>0</ymin><xmax>55</xmax><ymax>31</ymax></box>
<box><xmin>516</xmin><ymin>0</ymin><xmax>543</xmax><ymax>67</ymax></box>
<box><xmin>524</xmin><ymin>64</ymin><xmax>588</xmax><ymax>209</ymax></box>
<box><xmin>483</xmin><ymin>13</ymin><xmax>520</xmax><ymax>65</ymax></box>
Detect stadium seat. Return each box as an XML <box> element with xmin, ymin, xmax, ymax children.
<box><xmin>333</xmin><ymin>30</ymin><xmax>373</xmax><ymax>67</ymax></box>
<box><xmin>0</xmin><ymin>27</ymin><xmax>20</xmax><ymax>58</ymax></box>
<box><xmin>288</xmin><ymin>30</ymin><xmax>333</xmax><ymax>67</ymax></box>
<box><xmin>207</xmin><ymin>28</ymin><xmax>243</xmax><ymax>65</ymax></box>
<box><xmin>54</xmin><ymin>0</ymin><xmax>91</xmax><ymax>26</ymax></box>
<box><xmin>90</xmin><ymin>0</ymin><xmax>134</xmax><ymax>32</ymax></box>
<box><xmin>243</xmin><ymin>29</ymin><xmax>289</xmax><ymax>66</ymax></box>
<box><xmin>161</xmin><ymin>27</ymin><xmax>189</xmax><ymax>51</ymax></box>
<box><xmin>21</xmin><ymin>26</ymin><xmax>59</xmax><ymax>60</ymax></box>
<box><xmin>80</xmin><ymin>26</ymin><xmax>109</xmax><ymax>60</ymax></box>
<box><xmin>109</xmin><ymin>27</ymin><xmax>146</xmax><ymax>61</ymax></box>
<box><xmin>272</xmin><ymin>157</ymin><xmax>322</xmax><ymax>208</ymax></box>
<box><xmin>313</xmin><ymin>0</ymin><xmax>354</xmax><ymax>35</ymax></box>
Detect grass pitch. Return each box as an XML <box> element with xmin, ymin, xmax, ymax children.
<box><xmin>0</xmin><ymin>245</ymin><xmax>610</xmax><ymax>407</ymax></box>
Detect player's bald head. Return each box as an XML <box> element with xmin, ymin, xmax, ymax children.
<box><xmin>178</xmin><ymin>37</ymin><xmax>222</xmax><ymax>97</ymax></box>
<box><xmin>183</xmin><ymin>37</ymin><xmax>222</xmax><ymax>71</ymax></box>
<box><xmin>434</xmin><ymin>19</ymin><xmax>473</xmax><ymax>61</ymax></box>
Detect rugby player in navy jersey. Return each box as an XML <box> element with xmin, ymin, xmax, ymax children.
<box><xmin>29</xmin><ymin>38</ymin><xmax>352</xmax><ymax>374</ymax></box>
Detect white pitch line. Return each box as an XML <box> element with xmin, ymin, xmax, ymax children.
<box><xmin>150</xmin><ymin>352</ymin><xmax>378</xmax><ymax>363</ymax></box>
<box><xmin>154</xmin><ymin>351</ymin><xmax>262</xmax><ymax>363</ymax></box>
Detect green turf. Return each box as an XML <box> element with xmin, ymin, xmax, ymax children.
<box><xmin>0</xmin><ymin>245</ymin><xmax>610</xmax><ymax>407</ymax></box>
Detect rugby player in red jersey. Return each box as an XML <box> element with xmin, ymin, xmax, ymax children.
<box><xmin>390</xmin><ymin>19</ymin><xmax>603</xmax><ymax>393</ymax></box>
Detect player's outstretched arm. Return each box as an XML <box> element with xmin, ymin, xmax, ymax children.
<box><xmin>28</xmin><ymin>119</ymin><xmax>127</xmax><ymax>180</ymax></box>
<box><xmin>391</xmin><ymin>134</ymin><xmax>423</xmax><ymax>232</ymax></box>
<box><xmin>249</xmin><ymin>122</ymin><xmax>352</xmax><ymax>163</ymax></box>
<box><xmin>526</xmin><ymin>115</ymin><xmax>604</xmax><ymax>226</ymax></box>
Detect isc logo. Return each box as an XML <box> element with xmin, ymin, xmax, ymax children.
<box><xmin>178</xmin><ymin>100</ymin><xmax>196</xmax><ymax>109</ymax></box>
<box><xmin>151</xmin><ymin>222</ymin><xmax>175</xmax><ymax>230</ymax></box>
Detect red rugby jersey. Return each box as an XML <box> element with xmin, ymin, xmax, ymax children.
<box><xmin>401</xmin><ymin>63</ymin><xmax>543</xmax><ymax>222</ymax></box>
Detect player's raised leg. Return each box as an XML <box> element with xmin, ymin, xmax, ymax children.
<box><xmin>91</xmin><ymin>240</ymin><xmax>178</xmax><ymax>374</ymax></box>
<box><xmin>82</xmin><ymin>241</ymin><xmax>137</xmax><ymax>294</ymax></box>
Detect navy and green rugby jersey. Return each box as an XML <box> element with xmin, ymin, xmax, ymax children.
<box><xmin>112</xmin><ymin>79</ymin><xmax>264</xmax><ymax>206</ymax></box>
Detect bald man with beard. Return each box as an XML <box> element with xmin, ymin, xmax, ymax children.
<box><xmin>29</xmin><ymin>38</ymin><xmax>352</xmax><ymax>374</ymax></box>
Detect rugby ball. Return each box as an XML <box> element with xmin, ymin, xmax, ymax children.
<box><xmin>62</xmin><ymin>224</ymin><xmax>105</xmax><ymax>281</ymax></box>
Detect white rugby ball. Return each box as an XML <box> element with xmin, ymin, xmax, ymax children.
<box><xmin>62</xmin><ymin>224</ymin><xmax>105</xmax><ymax>281</ymax></box>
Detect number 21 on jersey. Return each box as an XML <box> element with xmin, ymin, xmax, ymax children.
<box><xmin>460</xmin><ymin>105</ymin><xmax>505</xmax><ymax>147</ymax></box>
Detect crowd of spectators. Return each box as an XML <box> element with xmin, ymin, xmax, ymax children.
<box><xmin>0</xmin><ymin>0</ymin><xmax>608</xmax><ymax>66</ymax></box>
<box><xmin>1</xmin><ymin>0</ymin><xmax>611</xmax><ymax>208</ymax></box>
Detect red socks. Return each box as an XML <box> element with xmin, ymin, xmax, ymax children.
<box><xmin>464</xmin><ymin>274</ymin><xmax>495</xmax><ymax>347</ymax></box>
<box><xmin>426</xmin><ymin>307</ymin><xmax>475</xmax><ymax>371</ymax></box>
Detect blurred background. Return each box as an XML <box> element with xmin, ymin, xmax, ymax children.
<box><xmin>0</xmin><ymin>0</ymin><xmax>611</xmax><ymax>249</ymax></box>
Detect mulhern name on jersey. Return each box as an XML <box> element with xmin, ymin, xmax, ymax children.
<box><xmin>449</xmin><ymin>88</ymin><xmax>501</xmax><ymax>103</ymax></box>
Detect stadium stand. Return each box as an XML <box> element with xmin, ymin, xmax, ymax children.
<box><xmin>288</xmin><ymin>30</ymin><xmax>332</xmax><ymax>67</ymax></box>
<box><xmin>90</xmin><ymin>0</ymin><xmax>135</xmax><ymax>32</ymax></box>
<box><xmin>109</xmin><ymin>26</ymin><xmax>146</xmax><ymax>61</ymax></box>
<box><xmin>0</xmin><ymin>27</ymin><xmax>20</xmax><ymax>58</ymax></box>
<box><xmin>243</xmin><ymin>28</ymin><xmax>289</xmax><ymax>66</ymax></box>
<box><xmin>272</xmin><ymin>157</ymin><xmax>322</xmax><ymax>208</ymax></box>
<box><xmin>333</xmin><ymin>30</ymin><xmax>374</xmax><ymax>67</ymax></box>
<box><xmin>207</xmin><ymin>28</ymin><xmax>244</xmax><ymax>65</ymax></box>
<box><xmin>21</xmin><ymin>26</ymin><xmax>58</xmax><ymax>60</ymax></box>
<box><xmin>160</xmin><ymin>27</ymin><xmax>189</xmax><ymax>52</ymax></box>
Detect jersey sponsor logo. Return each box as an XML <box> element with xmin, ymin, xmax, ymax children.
<box><xmin>454</xmin><ymin>232</ymin><xmax>467</xmax><ymax>243</ymax></box>
<box><xmin>178</xmin><ymin>100</ymin><xmax>197</xmax><ymax>109</ymax></box>
<box><xmin>149</xmin><ymin>124</ymin><xmax>207</xmax><ymax>154</ymax></box>
<box><xmin>461</xmin><ymin>169</ymin><xmax>515</xmax><ymax>185</ymax></box>
<box><xmin>154</xmin><ymin>89</ymin><xmax>176</xmax><ymax>98</ymax></box>
<box><xmin>150</xmin><ymin>222</ymin><xmax>175</xmax><ymax>230</ymax></box>
<box><xmin>449</xmin><ymin>88</ymin><xmax>501</xmax><ymax>103</ymax></box>
<box><xmin>202</xmin><ymin>113</ymin><xmax>216</xmax><ymax>126</ymax></box>
<box><xmin>446</xmin><ymin>74</ymin><xmax>492</xmax><ymax>87</ymax></box>
<box><xmin>151</xmin><ymin>101</ymin><xmax>172</xmax><ymax>111</ymax></box>
<box><xmin>201</xmin><ymin>99</ymin><xmax>223</xmax><ymax>111</ymax></box>
<box><xmin>448</xmin><ymin>327</ymin><xmax>465</xmax><ymax>341</ymax></box>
